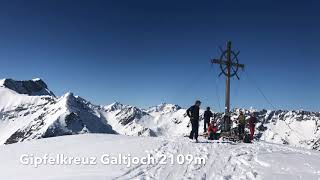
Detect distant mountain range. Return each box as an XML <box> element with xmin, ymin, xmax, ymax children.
<box><xmin>0</xmin><ymin>78</ymin><xmax>319</xmax><ymax>150</ymax></box>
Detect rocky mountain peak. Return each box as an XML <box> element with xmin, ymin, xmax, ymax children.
<box><xmin>0</xmin><ymin>78</ymin><xmax>55</xmax><ymax>97</ymax></box>
<box><xmin>147</xmin><ymin>103</ymin><xmax>182</xmax><ymax>114</ymax></box>
<box><xmin>104</xmin><ymin>102</ymin><xmax>125</xmax><ymax>112</ymax></box>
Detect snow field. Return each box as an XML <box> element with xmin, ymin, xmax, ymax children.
<box><xmin>1</xmin><ymin>134</ymin><xmax>320</xmax><ymax>180</ymax></box>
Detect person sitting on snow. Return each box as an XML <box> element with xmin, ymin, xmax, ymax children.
<box><xmin>208</xmin><ymin>120</ymin><xmax>218</xmax><ymax>140</ymax></box>
<box><xmin>203</xmin><ymin>107</ymin><xmax>213</xmax><ymax>133</ymax></box>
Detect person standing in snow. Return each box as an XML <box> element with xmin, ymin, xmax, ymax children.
<box><xmin>187</xmin><ymin>100</ymin><xmax>201</xmax><ymax>142</ymax></box>
<box><xmin>203</xmin><ymin>107</ymin><xmax>213</xmax><ymax>133</ymax></box>
<box><xmin>223</xmin><ymin>115</ymin><xmax>231</xmax><ymax>132</ymax></box>
<box><xmin>248</xmin><ymin>113</ymin><xmax>257</xmax><ymax>141</ymax></box>
<box><xmin>237</xmin><ymin>111</ymin><xmax>246</xmax><ymax>139</ymax></box>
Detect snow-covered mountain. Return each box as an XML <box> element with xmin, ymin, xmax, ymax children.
<box><xmin>202</xmin><ymin>109</ymin><xmax>320</xmax><ymax>150</ymax></box>
<box><xmin>1</xmin><ymin>78</ymin><xmax>320</xmax><ymax>152</ymax></box>
<box><xmin>252</xmin><ymin>109</ymin><xmax>320</xmax><ymax>150</ymax></box>
<box><xmin>0</xmin><ymin>79</ymin><xmax>115</xmax><ymax>145</ymax></box>
<box><xmin>100</xmin><ymin>102</ymin><xmax>156</xmax><ymax>136</ymax></box>
<box><xmin>97</xmin><ymin>102</ymin><xmax>190</xmax><ymax>137</ymax></box>
<box><xmin>146</xmin><ymin>103</ymin><xmax>182</xmax><ymax>114</ymax></box>
<box><xmin>99</xmin><ymin>102</ymin><xmax>320</xmax><ymax>151</ymax></box>
<box><xmin>99</xmin><ymin>102</ymin><xmax>198</xmax><ymax>137</ymax></box>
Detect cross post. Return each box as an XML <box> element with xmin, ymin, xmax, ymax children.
<box><xmin>211</xmin><ymin>41</ymin><xmax>245</xmax><ymax>117</ymax></box>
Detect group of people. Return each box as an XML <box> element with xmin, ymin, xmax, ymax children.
<box><xmin>186</xmin><ymin>100</ymin><xmax>257</xmax><ymax>143</ymax></box>
<box><xmin>237</xmin><ymin>111</ymin><xmax>257</xmax><ymax>141</ymax></box>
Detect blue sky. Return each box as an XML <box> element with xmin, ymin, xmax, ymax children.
<box><xmin>0</xmin><ymin>0</ymin><xmax>319</xmax><ymax>111</ymax></box>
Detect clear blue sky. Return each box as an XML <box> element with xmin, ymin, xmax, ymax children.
<box><xmin>0</xmin><ymin>0</ymin><xmax>319</xmax><ymax>111</ymax></box>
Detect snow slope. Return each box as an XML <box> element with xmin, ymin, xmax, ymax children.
<box><xmin>0</xmin><ymin>134</ymin><xmax>320</xmax><ymax>180</ymax></box>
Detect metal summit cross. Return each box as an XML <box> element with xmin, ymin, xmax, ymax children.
<box><xmin>211</xmin><ymin>41</ymin><xmax>245</xmax><ymax>116</ymax></box>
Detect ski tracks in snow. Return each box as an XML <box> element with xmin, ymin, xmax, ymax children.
<box><xmin>113</xmin><ymin>138</ymin><xmax>320</xmax><ymax>180</ymax></box>
<box><xmin>115</xmin><ymin>138</ymin><xmax>259</xmax><ymax>180</ymax></box>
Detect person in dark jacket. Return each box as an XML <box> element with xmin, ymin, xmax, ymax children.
<box><xmin>237</xmin><ymin>111</ymin><xmax>246</xmax><ymax>139</ymax></box>
<box><xmin>203</xmin><ymin>107</ymin><xmax>213</xmax><ymax>132</ymax></box>
<box><xmin>248</xmin><ymin>113</ymin><xmax>257</xmax><ymax>141</ymax></box>
<box><xmin>187</xmin><ymin>100</ymin><xmax>201</xmax><ymax>142</ymax></box>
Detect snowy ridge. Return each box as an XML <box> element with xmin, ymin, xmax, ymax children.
<box><xmin>2</xmin><ymin>91</ymin><xmax>115</xmax><ymax>144</ymax></box>
<box><xmin>101</xmin><ymin>102</ymin><xmax>155</xmax><ymax>136</ymax></box>
<box><xmin>0</xmin><ymin>78</ymin><xmax>55</xmax><ymax>97</ymax></box>
<box><xmin>253</xmin><ymin>110</ymin><xmax>320</xmax><ymax>150</ymax></box>
<box><xmin>100</xmin><ymin>102</ymin><xmax>195</xmax><ymax>137</ymax></box>
<box><xmin>146</xmin><ymin>103</ymin><xmax>182</xmax><ymax>114</ymax></box>
<box><xmin>0</xmin><ymin>81</ymin><xmax>115</xmax><ymax>145</ymax></box>
<box><xmin>99</xmin><ymin>104</ymin><xmax>320</xmax><ymax>150</ymax></box>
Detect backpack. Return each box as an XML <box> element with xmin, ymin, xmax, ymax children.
<box><xmin>239</xmin><ymin>115</ymin><xmax>246</xmax><ymax>124</ymax></box>
<box><xmin>249</xmin><ymin>117</ymin><xmax>257</xmax><ymax>126</ymax></box>
<box><xmin>243</xmin><ymin>133</ymin><xmax>251</xmax><ymax>143</ymax></box>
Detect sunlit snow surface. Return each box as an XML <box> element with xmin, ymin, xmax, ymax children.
<box><xmin>1</xmin><ymin>134</ymin><xmax>320</xmax><ymax>180</ymax></box>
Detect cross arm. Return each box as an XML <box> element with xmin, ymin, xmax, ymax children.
<box><xmin>211</xmin><ymin>59</ymin><xmax>245</xmax><ymax>69</ymax></box>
